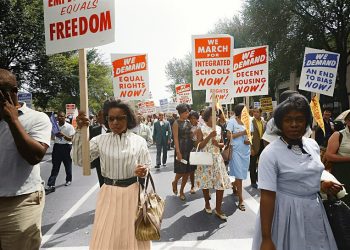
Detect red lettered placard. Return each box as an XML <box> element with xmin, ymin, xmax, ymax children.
<box><xmin>192</xmin><ymin>34</ymin><xmax>234</xmax><ymax>90</ymax></box>
<box><xmin>112</xmin><ymin>54</ymin><xmax>150</xmax><ymax>101</ymax></box>
<box><xmin>175</xmin><ymin>83</ymin><xmax>193</xmax><ymax>104</ymax></box>
<box><xmin>44</xmin><ymin>0</ymin><xmax>116</xmax><ymax>55</ymax></box>
<box><xmin>232</xmin><ymin>46</ymin><xmax>269</xmax><ymax>97</ymax></box>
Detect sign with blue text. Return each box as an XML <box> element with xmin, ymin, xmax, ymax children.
<box><xmin>18</xmin><ymin>92</ymin><xmax>32</xmax><ymax>108</ymax></box>
<box><xmin>299</xmin><ymin>47</ymin><xmax>339</xmax><ymax>96</ymax></box>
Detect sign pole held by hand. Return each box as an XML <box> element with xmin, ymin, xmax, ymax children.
<box><xmin>79</xmin><ymin>49</ymin><xmax>91</xmax><ymax>176</ymax></box>
<box><xmin>211</xmin><ymin>89</ymin><xmax>217</xmax><ymax>130</ymax></box>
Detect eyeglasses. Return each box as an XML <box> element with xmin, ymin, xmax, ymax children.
<box><xmin>107</xmin><ymin>115</ymin><xmax>127</xmax><ymax>122</ymax></box>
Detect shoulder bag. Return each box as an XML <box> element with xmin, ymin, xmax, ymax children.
<box><xmin>323</xmin><ymin>194</ymin><xmax>350</xmax><ymax>250</ymax></box>
<box><xmin>221</xmin><ymin>135</ymin><xmax>232</xmax><ymax>162</ymax></box>
<box><xmin>135</xmin><ymin>173</ymin><xmax>165</xmax><ymax>241</ymax></box>
<box><xmin>189</xmin><ymin>143</ymin><xmax>213</xmax><ymax>165</ymax></box>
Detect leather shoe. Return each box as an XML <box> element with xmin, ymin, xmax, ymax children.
<box><xmin>45</xmin><ymin>186</ymin><xmax>55</xmax><ymax>194</ymax></box>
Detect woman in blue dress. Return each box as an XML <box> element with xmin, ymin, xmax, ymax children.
<box><xmin>252</xmin><ymin>94</ymin><xmax>342</xmax><ymax>250</ymax></box>
<box><xmin>227</xmin><ymin>103</ymin><xmax>251</xmax><ymax>211</ymax></box>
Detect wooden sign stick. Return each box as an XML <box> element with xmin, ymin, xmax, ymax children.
<box><xmin>211</xmin><ymin>89</ymin><xmax>217</xmax><ymax>129</ymax></box>
<box><xmin>79</xmin><ymin>49</ymin><xmax>91</xmax><ymax>176</ymax></box>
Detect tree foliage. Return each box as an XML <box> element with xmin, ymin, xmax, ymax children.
<box><xmin>165</xmin><ymin>54</ymin><xmax>207</xmax><ymax>111</ymax></box>
<box><xmin>0</xmin><ymin>0</ymin><xmax>113</xmax><ymax>112</ymax></box>
<box><xmin>165</xmin><ymin>0</ymin><xmax>350</xmax><ymax>110</ymax></box>
<box><xmin>243</xmin><ymin>0</ymin><xmax>350</xmax><ymax>108</ymax></box>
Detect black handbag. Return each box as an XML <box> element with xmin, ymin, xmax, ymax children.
<box><xmin>323</xmin><ymin>196</ymin><xmax>350</xmax><ymax>250</ymax></box>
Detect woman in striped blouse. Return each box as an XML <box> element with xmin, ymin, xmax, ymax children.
<box><xmin>73</xmin><ymin>99</ymin><xmax>151</xmax><ymax>250</ymax></box>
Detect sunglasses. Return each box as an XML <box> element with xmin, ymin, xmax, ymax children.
<box><xmin>107</xmin><ymin>115</ymin><xmax>127</xmax><ymax>122</ymax></box>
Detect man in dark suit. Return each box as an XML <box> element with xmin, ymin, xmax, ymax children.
<box><xmin>153</xmin><ymin>112</ymin><xmax>172</xmax><ymax>168</ymax></box>
<box><xmin>89</xmin><ymin>110</ymin><xmax>107</xmax><ymax>187</ymax></box>
<box><xmin>250</xmin><ymin>108</ymin><xmax>266</xmax><ymax>189</ymax></box>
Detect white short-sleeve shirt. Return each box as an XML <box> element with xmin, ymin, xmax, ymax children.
<box><xmin>0</xmin><ymin>103</ymin><xmax>52</xmax><ymax>196</ymax></box>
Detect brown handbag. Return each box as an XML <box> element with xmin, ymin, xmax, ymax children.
<box><xmin>135</xmin><ymin>173</ymin><xmax>165</xmax><ymax>241</ymax></box>
<box><xmin>221</xmin><ymin>144</ymin><xmax>232</xmax><ymax>162</ymax></box>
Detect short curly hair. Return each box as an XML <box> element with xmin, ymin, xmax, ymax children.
<box><xmin>103</xmin><ymin>99</ymin><xmax>137</xmax><ymax>129</ymax></box>
<box><xmin>202</xmin><ymin>107</ymin><xmax>213</xmax><ymax>122</ymax></box>
<box><xmin>274</xmin><ymin>94</ymin><xmax>312</xmax><ymax>131</ymax></box>
<box><xmin>234</xmin><ymin>103</ymin><xmax>245</xmax><ymax>117</ymax></box>
<box><xmin>189</xmin><ymin>110</ymin><xmax>199</xmax><ymax>120</ymax></box>
<box><xmin>176</xmin><ymin>103</ymin><xmax>190</xmax><ymax>115</ymax></box>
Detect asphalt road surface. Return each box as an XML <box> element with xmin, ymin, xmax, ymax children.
<box><xmin>40</xmin><ymin>143</ymin><xmax>261</xmax><ymax>250</ymax></box>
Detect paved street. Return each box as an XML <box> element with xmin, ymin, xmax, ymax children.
<box><xmin>40</xmin><ymin>144</ymin><xmax>261</xmax><ymax>250</ymax></box>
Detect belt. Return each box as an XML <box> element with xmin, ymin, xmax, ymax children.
<box><xmin>104</xmin><ymin>176</ymin><xmax>138</xmax><ymax>187</ymax></box>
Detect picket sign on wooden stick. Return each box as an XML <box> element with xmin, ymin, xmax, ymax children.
<box><xmin>79</xmin><ymin>49</ymin><xmax>91</xmax><ymax>176</ymax></box>
<box><xmin>211</xmin><ymin>89</ymin><xmax>217</xmax><ymax>129</ymax></box>
<box><xmin>245</xmin><ymin>96</ymin><xmax>250</xmax><ymax>110</ymax></box>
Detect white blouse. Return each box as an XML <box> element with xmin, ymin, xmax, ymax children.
<box><xmin>72</xmin><ymin>130</ymin><xmax>151</xmax><ymax>179</ymax></box>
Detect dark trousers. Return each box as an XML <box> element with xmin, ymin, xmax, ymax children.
<box><xmin>249</xmin><ymin>141</ymin><xmax>264</xmax><ymax>185</ymax></box>
<box><xmin>48</xmin><ymin>144</ymin><xmax>72</xmax><ymax>186</ymax></box>
<box><xmin>156</xmin><ymin>143</ymin><xmax>168</xmax><ymax>165</ymax></box>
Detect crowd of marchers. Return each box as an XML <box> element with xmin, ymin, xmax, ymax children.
<box><xmin>1</xmin><ymin>68</ymin><xmax>349</xmax><ymax>250</ymax></box>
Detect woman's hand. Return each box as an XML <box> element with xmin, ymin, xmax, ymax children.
<box><xmin>244</xmin><ymin>139</ymin><xmax>250</xmax><ymax>145</ymax></box>
<box><xmin>321</xmin><ymin>180</ymin><xmax>343</xmax><ymax>195</ymax></box>
<box><xmin>212</xmin><ymin>139</ymin><xmax>219</xmax><ymax>147</ymax></box>
<box><xmin>134</xmin><ymin>164</ymin><xmax>148</xmax><ymax>178</ymax></box>
<box><xmin>260</xmin><ymin>238</ymin><xmax>276</xmax><ymax>250</ymax></box>
<box><xmin>176</xmin><ymin>151</ymin><xmax>183</xmax><ymax>161</ymax></box>
<box><xmin>76</xmin><ymin>111</ymin><xmax>90</xmax><ymax>129</ymax></box>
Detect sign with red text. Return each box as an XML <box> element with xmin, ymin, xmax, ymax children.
<box><xmin>111</xmin><ymin>54</ymin><xmax>150</xmax><ymax>101</ymax></box>
<box><xmin>192</xmin><ymin>34</ymin><xmax>234</xmax><ymax>90</ymax></box>
<box><xmin>65</xmin><ymin>104</ymin><xmax>76</xmax><ymax>117</ymax></box>
<box><xmin>205</xmin><ymin>89</ymin><xmax>235</xmax><ymax>104</ymax></box>
<box><xmin>299</xmin><ymin>47</ymin><xmax>339</xmax><ymax>96</ymax></box>
<box><xmin>232</xmin><ymin>46</ymin><xmax>269</xmax><ymax>97</ymax></box>
<box><xmin>137</xmin><ymin>101</ymin><xmax>155</xmax><ymax>115</ymax></box>
<box><xmin>175</xmin><ymin>83</ymin><xmax>193</xmax><ymax>104</ymax></box>
<box><xmin>43</xmin><ymin>0</ymin><xmax>116</xmax><ymax>55</ymax></box>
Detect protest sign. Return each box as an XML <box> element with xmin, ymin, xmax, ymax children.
<box><xmin>159</xmin><ymin>98</ymin><xmax>168</xmax><ymax>106</ymax></box>
<box><xmin>260</xmin><ymin>97</ymin><xmax>273</xmax><ymax>113</ymax></box>
<box><xmin>310</xmin><ymin>95</ymin><xmax>325</xmax><ymax>135</ymax></box>
<box><xmin>232</xmin><ymin>46</ymin><xmax>269</xmax><ymax>97</ymax></box>
<box><xmin>299</xmin><ymin>48</ymin><xmax>339</xmax><ymax>97</ymax></box>
<box><xmin>167</xmin><ymin>103</ymin><xmax>178</xmax><ymax>113</ymax></box>
<box><xmin>137</xmin><ymin>101</ymin><xmax>155</xmax><ymax>115</ymax></box>
<box><xmin>175</xmin><ymin>83</ymin><xmax>193</xmax><ymax>104</ymax></box>
<box><xmin>111</xmin><ymin>54</ymin><xmax>149</xmax><ymax>101</ymax></box>
<box><xmin>43</xmin><ymin>0</ymin><xmax>116</xmax><ymax>55</ymax></box>
<box><xmin>241</xmin><ymin>106</ymin><xmax>252</xmax><ymax>143</ymax></box>
<box><xmin>253</xmin><ymin>102</ymin><xmax>260</xmax><ymax>108</ymax></box>
<box><xmin>65</xmin><ymin>104</ymin><xmax>76</xmax><ymax>116</ymax></box>
<box><xmin>18</xmin><ymin>92</ymin><xmax>32</xmax><ymax>109</ymax></box>
<box><xmin>159</xmin><ymin>99</ymin><xmax>169</xmax><ymax>112</ymax></box>
<box><xmin>192</xmin><ymin>34</ymin><xmax>234</xmax><ymax>90</ymax></box>
<box><xmin>205</xmin><ymin>89</ymin><xmax>235</xmax><ymax>104</ymax></box>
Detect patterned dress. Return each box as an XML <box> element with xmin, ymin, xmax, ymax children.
<box><xmin>195</xmin><ymin>124</ymin><xmax>231</xmax><ymax>190</ymax></box>
<box><xmin>174</xmin><ymin>119</ymin><xmax>195</xmax><ymax>173</ymax></box>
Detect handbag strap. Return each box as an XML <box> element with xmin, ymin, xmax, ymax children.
<box><xmin>196</xmin><ymin>142</ymin><xmax>200</xmax><ymax>152</ymax></box>
<box><xmin>145</xmin><ymin>172</ymin><xmax>156</xmax><ymax>193</ymax></box>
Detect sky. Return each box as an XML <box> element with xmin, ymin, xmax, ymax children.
<box><xmin>97</xmin><ymin>0</ymin><xmax>243</xmax><ymax>104</ymax></box>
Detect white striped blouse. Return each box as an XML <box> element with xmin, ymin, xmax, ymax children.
<box><xmin>72</xmin><ymin>130</ymin><xmax>151</xmax><ymax>179</ymax></box>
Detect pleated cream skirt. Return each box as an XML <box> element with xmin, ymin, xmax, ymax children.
<box><xmin>89</xmin><ymin>183</ymin><xmax>151</xmax><ymax>250</ymax></box>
